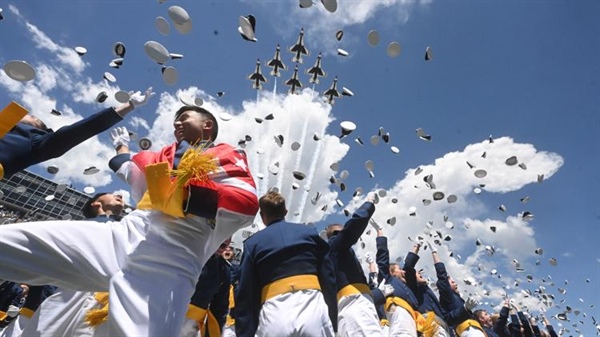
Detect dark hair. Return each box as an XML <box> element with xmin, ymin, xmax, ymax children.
<box><xmin>474</xmin><ymin>309</ymin><xmax>486</xmax><ymax>322</ymax></box>
<box><xmin>174</xmin><ymin>106</ymin><xmax>219</xmax><ymax>140</ymax></box>
<box><xmin>81</xmin><ymin>193</ymin><xmax>108</xmax><ymax>219</ymax></box>
<box><xmin>326</xmin><ymin>223</ymin><xmax>343</xmax><ymax>238</ymax></box>
<box><xmin>259</xmin><ymin>191</ymin><xmax>287</xmax><ymax>221</ymax></box>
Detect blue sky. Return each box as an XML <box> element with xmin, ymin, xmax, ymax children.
<box><xmin>1</xmin><ymin>0</ymin><xmax>598</xmax><ymax>334</ymax></box>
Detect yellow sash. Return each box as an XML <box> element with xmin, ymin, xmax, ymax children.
<box><xmin>456</xmin><ymin>319</ymin><xmax>487</xmax><ymax>337</ymax></box>
<box><xmin>261</xmin><ymin>274</ymin><xmax>320</xmax><ymax>304</ymax></box>
<box><xmin>385</xmin><ymin>296</ymin><xmax>438</xmax><ymax>337</ymax></box>
<box><xmin>225</xmin><ymin>285</ymin><xmax>236</xmax><ymax>327</ymax></box>
<box><xmin>336</xmin><ymin>283</ymin><xmax>371</xmax><ymax>302</ymax></box>
<box><xmin>186</xmin><ymin>304</ymin><xmax>220</xmax><ymax>337</ymax></box>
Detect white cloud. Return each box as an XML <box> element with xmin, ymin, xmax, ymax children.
<box><xmin>245</xmin><ymin>0</ymin><xmax>432</xmax><ymax>53</ymax></box>
<box><xmin>8</xmin><ymin>5</ymin><xmax>87</xmax><ymax>74</ymax></box>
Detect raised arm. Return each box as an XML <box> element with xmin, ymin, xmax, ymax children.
<box><xmin>329</xmin><ymin>197</ymin><xmax>375</xmax><ymax>251</ymax></box>
<box><xmin>375</xmin><ymin>230</ymin><xmax>390</xmax><ymax>282</ymax></box>
<box><xmin>235</xmin><ymin>244</ymin><xmax>260</xmax><ymax>337</ymax></box>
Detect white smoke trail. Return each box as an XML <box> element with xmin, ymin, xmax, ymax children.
<box><xmin>297</xmin><ymin>122</ymin><xmax>327</xmax><ymax>222</ymax></box>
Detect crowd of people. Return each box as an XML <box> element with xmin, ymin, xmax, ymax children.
<box><xmin>0</xmin><ymin>93</ymin><xmax>563</xmax><ymax>336</ymax></box>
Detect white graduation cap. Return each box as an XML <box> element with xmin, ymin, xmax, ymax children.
<box><xmin>370</xmin><ymin>135</ymin><xmax>379</xmax><ymax>146</ymax></box>
<box><xmin>415</xmin><ymin>167</ymin><xmax>423</xmax><ymax>175</ymax></box>
<box><xmin>3</xmin><ymin>60</ymin><xmax>36</xmax><ymax>82</ymax></box>
<box><xmin>364</xmin><ymin>160</ymin><xmax>375</xmax><ymax>178</ymax></box>
<box><xmin>161</xmin><ymin>66</ymin><xmax>178</xmax><ymax>85</ymax></box>
<box><xmin>292</xmin><ymin>171</ymin><xmax>306</xmax><ymax>180</ymax></box>
<box><xmin>505</xmin><ymin>156</ymin><xmax>518</xmax><ymax>166</ymax></box>
<box><xmin>44</xmin><ymin>194</ymin><xmax>55</xmax><ymax>201</ymax></box>
<box><xmin>274</xmin><ymin>134</ymin><xmax>284</xmax><ymax>147</ymax></box>
<box><xmin>425</xmin><ymin>46</ymin><xmax>433</xmax><ymax>61</ymax></box>
<box><xmin>337</xmin><ymin>48</ymin><xmax>349</xmax><ymax>57</ymax></box>
<box><xmin>386</xmin><ymin>42</ymin><xmax>402</xmax><ymax>58</ymax></box>
<box><xmin>219</xmin><ymin>112</ymin><xmax>233</xmax><ymax>121</ymax></box>
<box><xmin>518</xmin><ymin>163</ymin><xmax>527</xmax><ymax>170</ymax></box>
<box><xmin>113</xmin><ymin>42</ymin><xmax>126</xmax><ymax>58</ymax></box>
<box><xmin>447</xmin><ymin>194</ymin><xmax>458</xmax><ymax>203</ymax></box>
<box><xmin>408</xmin><ymin>206</ymin><xmax>417</xmax><ymax>217</ymax></box>
<box><xmin>291</xmin><ymin>141</ymin><xmax>301</xmax><ymax>151</ymax></box>
<box><xmin>167</xmin><ymin>5</ymin><xmax>190</xmax><ymax>25</ymax></box>
<box><xmin>499</xmin><ymin>204</ymin><xmax>507</xmax><ymax>212</ymax></box>
<box><xmin>422</xmin><ymin>199</ymin><xmax>431</xmax><ymax>206</ymax></box>
<box><xmin>537</xmin><ymin>174</ymin><xmax>545</xmax><ymax>183</ymax></box>
<box><xmin>268</xmin><ymin>162</ymin><xmax>280</xmax><ymax>175</ymax></box>
<box><xmin>144</xmin><ymin>41</ymin><xmax>170</xmax><ymax>64</ymax></box>
<box><xmin>84</xmin><ymin>186</ymin><xmax>96</xmax><ymax>194</ymax></box>
<box><xmin>474</xmin><ymin>169</ymin><xmax>487</xmax><ymax>178</ymax></box>
<box><xmin>321</xmin><ymin>0</ymin><xmax>337</xmax><ymax>13</ymax></box>
<box><xmin>433</xmin><ymin>191</ymin><xmax>445</xmax><ymax>201</ymax></box>
<box><xmin>74</xmin><ymin>46</ymin><xmax>87</xmax><ymax>56</ymax></box>
<box><xmin>390</xmin><ymin>146</ymin><xmax>400</xmax><ymax>154</ymax></box>
<box><xmin>155</xmin><ymin>16</ymin><xmax>170</xmax><ymax>36</ymax></box>
<box><xmin>335</xmin><ymin>29</ymin><xmax>343</xmax><ymax>41</ymax></box>
<box><xmin>96</xmin><ymin>91</ymin><xmax>108</xmax><ymax>103</ymax></box>
<box><xmin>341</xmin><ymin>87</ymin><xmax>354</xmax><ymax>97</ymax></box>
<box><xmin>115</xmin><ymin>91</ymin><xmax>131</xmax><ymax>104</ymax></box>
<box><xmin>103</xmin><ymin>72</ymin><xmax>116</xmax><ymax>83</ymax></box>
<box><xmin>238</xmin><ymin>15</ymin><xmax>257</xmax><ymax>42</ymax></box>
<box><xmin>83</xmin><ymin>166</ymin><xmax>100</xmax><ymax>175</ymax></box>
<box><xmin>47</xmin><ymin>165</ymin><xmax>59</xmax><ymax>174</ymax></box>
<box><xmin>416</xmin><ymin>128</ymin><xmax>431</xmax><ymax>141</ymax></box>
<box><xmin>139</xmin><ymin>137</ymin><xmax>152</xmax><ymax>150</ymax></box>
<box><xmin>339</xmin><ymin>121</ymin><xmax>356</xmax><ymax>138</ymax></box>
<box><xmin>445</xmin><ymin>221</ymin><xmax>454</xmax><ymax>229</ymax></box>
<box><xmin>367</xmin><ymin>30</ymin><xmax>380</xmax><ymax>47</ymax></box>
<box><xmin>355</xmin><ymin>137</ymin><xmax>364</xmax><ymax>146</ymax></box>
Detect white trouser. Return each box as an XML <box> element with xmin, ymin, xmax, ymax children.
<box><xmin>17</xmin><ymin>289</ymin><xmax>99</xmax><ymax>337</ymax></box>
<box><xmin>387</xmin><ymin>305</ymin><xmax>417</xmax><ymax>337</ymax></box>
<box><xmin>337</xmin><ymin>293</ymin><xmax>384</xmax><ymax>337</ymax></box>
<box><xmin>0</xmin><ymin>315</ymin><xmax>26</xmax><ymax>337</ymax></box>
<box><xmin>222</xmin><ymin>324</ymin><xmax>236</xmax><ymax>337</ymax></box>
<box><xmin>460</xmin><ymin>326</ymin><xmax>486</xmax><ymax>337</ymax></box>
<box><xmin>0</xmin><ymin>209</ymin><xmax>250</xmax><ymax>337</ymax></box>
<box><xmin>256</xmin><ymin>289</ymin><xmax>334</xmax><ymax>337</ymax></box>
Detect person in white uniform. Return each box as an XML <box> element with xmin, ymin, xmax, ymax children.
<box><xmin>0</xmin><ymin>104</ymin><xmax>259</xmax><ymax>337</ymax></box>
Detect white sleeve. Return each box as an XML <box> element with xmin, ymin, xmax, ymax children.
<box><xmin>115</xmin><ymin>161</ymin><xmax>147</xmax><ymax>205</ymax></box>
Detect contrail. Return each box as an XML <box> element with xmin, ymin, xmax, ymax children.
<box><xmin>297</xmin><ymin>122</ymin><xmax>327</xmax><ymax>222</ymax></box>
<box><xmin>287</xmin><ymin>111</ymin><xmax>310</xmax><ymax>219</ymax></box>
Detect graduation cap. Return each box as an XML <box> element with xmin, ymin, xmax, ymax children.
<box><xmin>447</xmin><ymin>194</ymin><xmax>457</xmax><ymax>203</ymax></box>
<box><xmin>3</xmin><ymin>60</ymin><xmax>36</xmax><ymax>82</ymax></box>
<box><xmin>103</xmin><ymin>72</ymin><xmax>116</xmax><ymax>83</ymax></box>
<box><xmin>390</xmin><ymin>146</ymin><xmax>400</xmax><ymax>154</ymax></box>
<box><xmin>219</xmin><ymin>113</ymin><xmax>233</xmax><ymax>121</ymax></box>
<box><xmin>364</xmin><ymin>160</ymin><xmax>375</xmax><ymax>178</ymax></box>
<box><xmin>217</xmin><ymin>91</ymin><xmax>226</xmax><ymax>97</ymax></box>
<box><xmin>337</xmin><ymin>48</ymin><xmax>349</xmax><ymax>57</ymax></box>
<box><xmin>474</xmin><ymin>169</ymin><xmax>487</xmax><ymax>178</ymax></box>
<box><xmin>386</xmin><ymin>42</ymin><xmax>402</xmax><ymax>58</ymax></box>
<box><xmin>96</xmin><ymin>91</ymin><xmax>108</xmax><ymax>103</ymax></box>
<box><xmin>83</xmin><ymin>166</ymin><xmax>100</xmax><ymax>175</ymax></box>
<box><xmin>339</xmin><ymin>121</ymin><xmax>356</xmax><ymax>138</ymax></box>
<box><xmin>335</xmin><ymin>29</ymin><xmax>343</xmax><ymax>41</ymax></box>
<box><xmin>161</xmin><ymin>66</ymin><xmax>178</xmax><ymax>85</ymax></box>
<box><xmin>238</xmin><ymin>15</ymin><xmax>257</xmax><ymax>42</ymax></box>
<box><xmin>292</xmin><ymin>171</ymin><xmax>306</xmax><ymax>180</ymax></box>
<box><xmin>74</xmin><ymin>46</ymin><xmax>87</xmax><ymax>56</ymax></box>
<box><xmin>47</xmin><ymin>165</ymin><xmax>59</xmax><ymax>174</ymax></box>
<box><xmin>50</xmin><ymin>109</ymin><xmax>62</xmax><ymax>116</ymax></box>
<box><xmin>115</xmin><ymin>91</ymin><xmax>130</xmax><ymax>104</ymax></box>
<box><xmin>424</xmin><ymin>46</ymin><xmax>433</xmax><ymax>61</ymax></box>
<box><xmin>341</xmin><ymin>87</ymin><xmax>354</xmax><ymax>97</ymax></box>
<box><xmin>144</xmin><ymin>41</ymin><xmax>170</xmax><ymax>65</ymax></box>
<box><xmin>537</xmin><ymin>174</ymin><xmax>544</xmax><ymax>183</ymax></box>
<box><xmin>505</xmin><ymin>156</ymin><xmax>518</xmax><ymax>166</ymax></box>
<box><xmin>416</xmin><ymin>128</ymin><xmax>431</xmax><ymax>141</ymax></box>
<box><xmin>155</xmin><ymin>16</ymin><xmax>170</xmax><ymax>36</ymax></box>
<box><xmin>113</xmin><ymin>42</ymin><xmax>126</xmax><ymax>58</ymax></box>
<box><xmin>321</xmin><ymin>0</ymin><xmax>337</xmax><ymax>13</ymax></box>
<box><xmin>139</xmin><ymin>137</ymin><xmax>152</xmax><ymax>150</ymax></box>
<box><xmin>367</xmin><ymin>30</ymin><xmax>380</xmax><ymax>47</ymax></box>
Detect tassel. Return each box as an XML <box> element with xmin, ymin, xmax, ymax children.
<box><xmin>84</xmin><ymin>307</ymin><xmax>109</xmax><ymax>327</ymax></box>
<box><xmin>417</xmin><ymin>311</ymin><xmax>439</xmax><ymax>337</ymax></box>
<box><xmin>170</xmin><ymin>143</ymin><xmax>218</xmax><ymax>187</ymax></box>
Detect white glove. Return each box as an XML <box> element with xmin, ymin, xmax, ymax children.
<box><xmin>378</xmin><ymin>280</ymin><xmax>394</xmax><ymax>297</ymax></box>
<box><xmin>110</xmin><ymin>126</ymin><xmax>130</xmax><ymax>149</ymax></box>
<box><xmin>365</xmin><ymin>252</ymin><xmax>375</xmax><ymax>264</ymax></box>
<box><xmin>129</xmin><ymin>87</ymin><xmax>155</xmax><ymax>109</ymax></box>
<box><xmin>464</xmin><ymin>296</ymin><xmax>478</xmax><ymax>311</ymax></box>
<box><xmin>426</xmin><ymin>240</ymin><xmax>437</xmax><ymax>253</ymax></box>
<box><xmin>179</xmin><ymin>318</ymin><xmax>199</xmax><ymax>337</ymax></box>
<box><xmin>7</xmin><ymin>304</ymin><xmax>20</xmax><ymax>317</ymax></box>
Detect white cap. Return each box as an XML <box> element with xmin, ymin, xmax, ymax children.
<box><xmin>474</xmin><ymin>169</ymin><xmax>487</xmax><ymax>178</ymax></box>
<box><xmin>139</xmin><ymin>137</ymin><xmax>152</xmax><ymax>150</ymax></box>
<box><xmin>386</xmin><ymin>42</ymin><xmax>402</xmax><ymax>58</ymax></box>
<box><xmin>167</xmin><ymin>5</ymin><xmax>191</xmax><ymax>25</ymax></box>
<box><xmin>367</xmin><ymin>30</ymin><xmax>380</xmax><ymax>47</ymax></box>
<box><xmin>144</xmin><ymin>41</ymin><xmax>170</xmax><ymax>64</ymax></box>
<box><xmin>47</xmin><ymin>165</ymin><xmax>59</xmax><ymax>174</ymax></box>
<box><xmin>447</xmin><ymin>194</ymin><xmax>457</xmax><ymax>203</ymax></box>
<box><xmin>335</xmin><ymin>29</ymin><xmax>343</xmax><ymax>41</ymax></box>
<box><xmin>83</xmin><ymin>166</ymin><xmax>100</xmax><ymax>175</ymax></box>
<box><xmin>505</xmin><ymin>156</ymin><xmax>518</xmax><ymax>166</ymax></box>
<box><xmin>337</xmin><ymin>48</ymin><xmax>349</xmax><ymax>57</ymax></box>
<box><xmin>74</xmin><ymin>46</ymin><xmax>87</xmax><ymax>56</ymax></box>
<box><xmin>3</xmin><ymin>60</ymin><xmax>36</xmax><ymax>82</ymax></box>
<box><xmin>155</xmin><ymin>16</ymin><xmax>170</xmax><ymax>36</ymax></box>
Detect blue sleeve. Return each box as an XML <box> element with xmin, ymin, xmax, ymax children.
<box><xmin>31</xmin><ymin>107</ymin><xmax>123</xmax><ymax>159</ymax></box>
<box><xmin>518</xmin><ymin>312</ymin><xmax>533</xmax><ymax>337</ymax></box>
<box><xmin>403</xmin><ymin>252</ymin><xmax>420</xmax><ymax>297</ymax></box>
<box><xmin>376</xmin><ymin>236</ymin><xmax>391</xmax><ymax>282</ymax></box>
<box><xmin>316</xmin><ymin>232</ymin><xmax>339</xmax><ymax>332</ymax></box>
<box><xmin>509</xmin><ymin>314</ymin><xmax>522</xmax><ymax>337</ymax></box>
<box><xmin>435</xmin><ymin>262</ymin><xmax>470</xmax><ymax>326</ymax></box>
<box><xmin>210</xmin><ymin>266</ymin><xmax>231</xmax><ymax>333</ymax></box>
<box><xmin>494</xmin><ymin>306</ymin><xmax>511</xmax><ymax>337</ymax></box>
<box><xmin>532</xmin><ymin>324</ymin><xmax>541</xmax><ymax>337</ymax></box>
<box><xmin>546</xmin><ymin>325</ymin><xmax>558</xmax><ymax>337</ymax></box>
<box><xmin>329</xmin><ymin>202</ymin><xmax>375</xmax><ymax>251</ymax></box>
<box><xmin>109</xmin><ymin>153</ymin><xmax>131</xmax><ymax>172</ymax></box>
<box><xmin>235</xmin><ymin>243</ymin><xmax>260</xmax><ymax>337</ymax></box>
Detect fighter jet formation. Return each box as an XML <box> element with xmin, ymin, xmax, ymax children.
<box><xmin>245</xmin><ymin>27</ymin><xmax>351</xmax><ymax>105</ymax></box>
